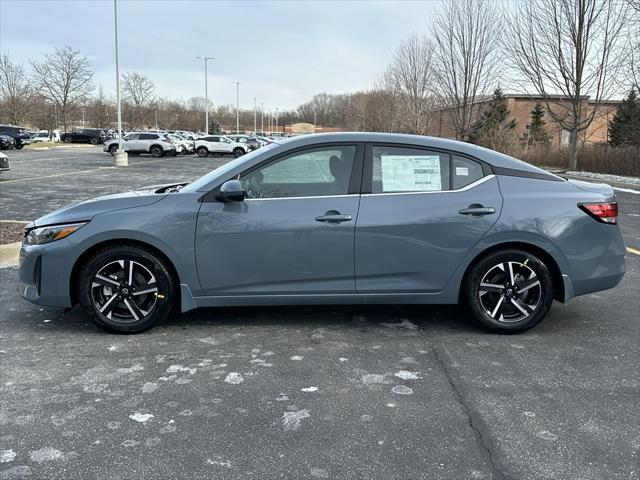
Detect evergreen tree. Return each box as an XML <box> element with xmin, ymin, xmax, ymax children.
<box><xmin>525</xmin><ymin>103</ymin><xmax>550</xmax><ymax>146</ymax></box>
<box><xmin>208</xmin><ymin>118</ymin><xmax>222</xmax><ymax>134</ymax></box>
<box><xmin>468</xmin><ymin>87</ymin><xmax>517</xmax><ymax>151</ymax></box>
<box><xmin>609</xmin><ymin>88</ymin><xmax>640</xmax><ymax>147</ymax></box>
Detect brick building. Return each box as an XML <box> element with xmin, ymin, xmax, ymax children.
<box><xmin>430</xmin><ymin>94</ymin><xmax>620</xmax><ymax>147</ymax></box>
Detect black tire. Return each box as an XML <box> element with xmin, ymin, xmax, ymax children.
<box><xmin>108</xmin><ymin>144</ymin><xmax>118</xmax><ymax>155</ymax></box>
<box><xmin>15</xmin><ymin>144</ymin><xmax>24</xmax><ymax>149</ymax></box>
<box><xmin>150</xmin><ymin>145</ymin><xmax>164</xmax><ymax>157</ymax></box>
<box><xmin>197</xmin><ymin>146</ymin><xmax>209</xmax><ymax>158</ymax></box>
<box><xmin>78</xmin><ymin>244</ymin><xmax>176</xmax><ymax>333</ymax></box>
<box><xmin>90</xmin><ymin>137</ymin><xmax>99</xmax><ymax>145</ymax></box>
<box><xmin>465</xmin><ymin>249</ymin><xmax>554</xmax><ymax>333</ymax></box>
<box><xmin>64</xmin><ymin>137</ymin><xmax>72</xmax><ymax>143</ymax></box>
<box><xmin>233</xmin><ymin>147</ymin><xmax>245</xmax><ymax>158</ymax></box>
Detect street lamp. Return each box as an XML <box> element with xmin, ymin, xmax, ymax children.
<box><xmin>196</xmin><ymin>56</ymin><xmax>214</xmax><ymax>134</ymax></box>
<box><xmin>253</xmin><ymin>97</ymin><xmax>257</xmax><ymax>134</ymax></box>
<box><xmin>113</xmin><ymin>0</ymin><xmax>127</xmax><ymax>165</ymax></box>
<box><xmin>275</xmin><ymin>107</ymin><xmax>279</xmax><ymax>134</ymax></box>
<box><xmin>235</xmin><ymin>81</ymin><xmax>242</xmax><ymax>134</ymax></box>
<box><xmin>260</xmin><ymin>102</ymin><xmax>264</xmax><ymax>134</ymax></box>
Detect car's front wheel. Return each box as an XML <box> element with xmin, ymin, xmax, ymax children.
<box><xmin>233</xmin><ymin>147</ymin><xmax>245</xmax><ymax>158</ymax></box>
<box><xmin>108</xmin><ymin>144</ymin><xmax>118</xmax><ymax>155</ymax></box>
<box><xmin>78</xmin><ymin>245</ymin><xmax>176</xmax><ymax>333</ymax></box>
<box><xmin>64</xmin><ymin>137</ymin><xmax>72</xmax><ymax>143</ymax></box>
<box><xmin>196</xmin><ymin>146</ymin><xmax>209</xmax><ymax>157</ymax></box>
<box><xmin>15</xmin><ymin>144</ymin><xmax>24</xmax><ymax>149</ymax></box>
<box><xmin>465</xmin><ymin>249</ymin><xmax>554</xmax><ymax>333</ymax></box>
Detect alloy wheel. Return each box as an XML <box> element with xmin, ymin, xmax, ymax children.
<box><xmin>478</xmin><ymin>261</ymin><xmax>542</xmax><ymax>323</ymax></box>
<box><xmin>91</xmin><ymin>260</ymin><xmax>158</xmax><ymax>323</ymax></box>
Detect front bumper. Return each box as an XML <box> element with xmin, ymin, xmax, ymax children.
<box><xmin>17</xmin><ymin>240</ymin><xmax>75</xmax><ymax>308</ymax></box>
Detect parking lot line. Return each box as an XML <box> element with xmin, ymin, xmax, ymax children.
<box><xmin>0</xmin><ymin>166</ymin><xmax>116</xmax><ymax>184</ymax></box>
<box><xmin>626</xmin><ymin>247</ymin><xmax>640</xmax><ymax>256</ymax></box>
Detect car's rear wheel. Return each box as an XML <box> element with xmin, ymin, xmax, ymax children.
<box><xmin>233</xmin><ymin>147</ymin><xmax>244</xmax><ymax>158</ymax></box>
<box><xmin>90</xmin><ymin>137</ymin><xmax>99</xmax><ymax>145</ymax></box>
<box><xmin>465</xmin><ymin>249</ymin><xmax>553</xmax><ymax>333</ymax></box>
<box><xmin>197</xmin><ymin>146</ymin><xmax>209</xmax><ymax>157</ymax></box>
<box><xmin>150</xmin><ymin>146</ymin><xmax>164</xmax><ymax>157</ymax></box>
<box><xmin>78</xmin><ymin>245</ymin><xmax>175</xmax><ymax>333</ymax></box>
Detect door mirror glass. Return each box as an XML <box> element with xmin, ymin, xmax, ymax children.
<box><xmin>217</xmin><ymin>179</ymin><xmax>245</xmax><ymax>202</ymax></box>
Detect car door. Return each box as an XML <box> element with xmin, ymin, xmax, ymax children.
<box><xmin>355</xmin><ymin>144</ymin><xmax>502</xmax><ymax>293</ymax></box>
<box><xmin>195</xmin><ymin>143</ymin><xmax>363</xmax><ymax>296</ymax></box>
<box><xmin>121</xmin><ymin>133</ymin><xmax>139</xmax><ymax>151</ymax></box>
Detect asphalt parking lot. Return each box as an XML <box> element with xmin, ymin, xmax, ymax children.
<box><xmin>1</xmin><ymin>147</ymin><xmax>639</xmax><ymax>480</ymax></box>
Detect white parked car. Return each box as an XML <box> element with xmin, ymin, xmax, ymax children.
<box><xmin>195</xmin><ymin>135</ymin><xmax>250</xmax><ymax>158</ymax></box>
<box><xmin>30</xmin><ymin>131</ymin><xmax>50</xmax><ymax>143</ymax></box>
<box><xmin>168</xmin><ymin>133</ymin><xmax>195</xmax><ymax>155</ymax></box>
<box><xmin>103</xmin><ymin>132</ymin><xmax>176</xmax><ymax>157</ymax></box>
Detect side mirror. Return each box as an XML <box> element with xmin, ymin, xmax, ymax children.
<box><xmin>216</xmin><ymin>179</ymin><xmax>245</xmax><ymax>202</ymax></box>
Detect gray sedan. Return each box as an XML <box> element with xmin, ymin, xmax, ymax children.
<box><xmin>18</xmin><ymin>133</ymin><xmax>625</xmax><ymax>333</ymax></box>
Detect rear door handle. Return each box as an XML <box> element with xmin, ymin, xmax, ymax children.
<box><xmin>458</xmin><ymin>205</ymin><xmax>496</xmax><ymax>216</ymax></box>
<box><xmin>315</xmin><ymin>211</ymin><xmax>352</xmax><ymax>223</ymax></box>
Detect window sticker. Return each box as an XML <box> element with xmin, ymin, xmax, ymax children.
<box><xmin>456</xmin><ymin>167</ymin><xmax>469</xmax><ymax>176</ymax></box>
<box><xmin>381</xmin><ymin>155</ymin><xmax>441</xmax><ymax>192</ymax></box>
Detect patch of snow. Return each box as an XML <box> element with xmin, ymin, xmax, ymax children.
<box><xmin>566</xmin><ymin>170</ymin><xmax>640</xmax><ymax>185</ymax></box>
<box><xmin>117</xmin><ymin>365</ymin><xmax>144</xmax><ymax>374</ymax></box>
<box><xmin>250</xmin><ymin>358</ymin><xmax>265</xmax><ymax>363</ymax></box>
<box><xmin>394</xmin><ymin>370</ymin><xmax>420</xmax><ymax>380</ymax></box>
<box><xmin>310</xmin><ymin>467</ymin><xmax>330</xmax><ymax>478</ymax></box>
<box><xmin>379</xmin><ymin>319</ymin><xmax>418</xmax><ymax>330</ymax></box>
<box><xmin>207</xmin><ymin>458</ymin><xmax>232</xmax><ymax>468</ymax></box>
<box><xmin>362</xmin><ymin>374</ymin><xmax>389</xmax><ymax>384</ymax></box>
<box><xmin>614</xmin><ymin>187</ymin><xmax>640</xmax><ymax>195</ymax></box>
<box><xmin>400</xmin><ymin>356</ymin><xmax>419</xmax><ymax>364</ymax></box>
<box><xmin>339</xmin><ymin>357</ymin><xmax>348</xmax><ymax>362</ymax></box>
<box><xmin>224</xmin><ymin>372</ymin><xmax>244</xmax><ymax>384</ymax></box>
<box><xmin>281</xmin><ymin>409</ymin><xmax>310</xmax><ymax>431</ymax></box>
<box><xmin>290</xmin><ymin>355</ymin><xmax>304</xmax><ymax>361</ymax></box>
<box><xmin>29</xmin><ymin>447</ymin><xmax>64</xmax><ymax>463</ymax></box>
<box><xmin>537</xmin><ymin>430</ymin><xmax>558</xmax><ymax>441</ymax></box>
<box><xmin>107</xmin><ymin>345</ymin><xmax>119</xmax><ymax>351</ymax></box>
<box><xmin>301</xmin><ymin>386</ymin><xmax>318</xmax><ymax>392</ymax></box>
<box><xmin>129</xmin><ymin>412</ymin><xmax>154</xmax><ymax>423</ymax></box>
<box><xmin>166</xmin><ymin>365</ymin><xmax>197</xmax><ymax>375</ymax></box>
<box><xmin>391</xmin><ymin>385</ymin><xmax>414</xmax><ymax>395</ymax></box>
<box><xmin>0</xmin><ymin>449</ymin><xmax>16</xmax><ymax>463</ymax></box>
<box><xmin>141</xmin><ymin>382</ymin><xmax>159</xmax><ymax>394</ymax></box>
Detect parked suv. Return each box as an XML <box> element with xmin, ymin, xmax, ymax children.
<box><xmin>60</xmin><ymin>128</ymin><xmax>107</xmax><ymax>145</ymax></box>
<box><xmin>103</xmin><ymin>132</ymin><xmax>176</xmax><ymax>157</ymax></box>
<box><xmin>0</xmin><ymin>125</ymin><xmax>31</xmax><ymax>149</ymax></box>
<box><xmin>227</xmin><ymin>135</ymin><xmax>261</xmax><ymax>151</ymax></box>
<box><xmin>195</xmin><ymin>135</ymin><xmax>250</xmax><ymax>158</ymax></box>
<box><xmin>0</xmin><ymin>134</ymin><xmax>16</xmax><ymax>150</ymax></box>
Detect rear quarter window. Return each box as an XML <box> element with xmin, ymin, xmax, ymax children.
<box><xmin>452</xmin><ymin>156</ymin><xmax>484</xmax><ymax>189</ymax></box>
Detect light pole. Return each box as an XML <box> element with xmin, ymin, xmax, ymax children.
<box><xmin>82</xmin><ymin>108</ymin><xmax>85</xmax><ymax>128</ymax></box>
<box><xmin>275</xmin><ymin>107</ymin><xmax>279</xmax><ymax>134</ymax></box>
<box><xmin>113</xmin><ymin>0</ymin><xmax>127</xmax><ymax>165</ymax></box>
<box><xmin>260</xmin><ymin>102</ymin><xmax>264</xmax><ymax>134</ymax></box>
<box><xmin>235</xmin><ymin>81</ymin><xmax>242</xmax><ymax>134</ymax></box>
<box><xmin>313</xmin><ymin>108</ymin><xmax>317</xmax><ymax>133</ymax></box>
<box><xmin>196</xmin><ymin>56</ymin><xmax>214</xmax><ymax>134</ymax></box>
<box><xmin>253</xmin><ymin>97</ymin><xmax>257</xmax><ymax>134</ymax></box>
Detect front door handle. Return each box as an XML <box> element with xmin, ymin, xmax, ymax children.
<box><xmin>315</xmin><ymin>210</ymin><xmax>352</xmax><ymax>224</ymax></box>
<box><xmin>458</xmin><ymin>205</ymin><xmax>496</xmax><ymax>216</ymax></box>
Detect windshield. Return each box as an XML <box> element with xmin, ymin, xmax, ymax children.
<box><xmin>181</xmin><ymin>143</ymin><xmax>278</xmax><ymax>192</ymax></box>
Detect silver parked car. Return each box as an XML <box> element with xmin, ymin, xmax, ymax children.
<box><xmin>18</xmin><ymin>133</ymin><xmax>625</xmax><ymax>333</ymax></box>
<box><xmin>103</xmin><ymin>132</ymin><xmax>176</xmax><ymax>157</ymax></box>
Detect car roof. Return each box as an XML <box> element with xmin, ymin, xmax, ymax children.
<box><xmin>281</xmin><ymin>132</ymin><xmax>552</xmax><ymax>175</ymax></box>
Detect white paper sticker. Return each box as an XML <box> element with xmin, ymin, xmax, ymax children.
<box><xmin>381</xmin><ymin>155</ymin><xmax>441</xmax><ymax>192</ymax></box>
<box><xmin>456</xmin><ymin>167</ymin><xmax>469</xmax><ymax>176</ymax></box>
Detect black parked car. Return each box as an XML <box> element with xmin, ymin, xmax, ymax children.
<box><xmin>60</xmin><ymin>128</ymin><xmax>107</xmax><ymax>145</ymax></box>
<box><xmin>0</xmin><ymin>125</ymin><xmax>31</xmax><ymax>149</ymax></box>
<box><xmin>0</xmin><ymin>134</ymin><xmax>16</xmax><ymax>150</ymax></box>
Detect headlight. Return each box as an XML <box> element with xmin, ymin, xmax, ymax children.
<box><xmin>23</xmin><ymin>222</ymin><xmax>87</xmax><ymax>246</ymax></box>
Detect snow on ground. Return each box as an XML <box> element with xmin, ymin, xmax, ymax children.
<box><xmin>566</xmin><ymin>171</ymin><xmax>640</xmax><ymax>185</ymax></box>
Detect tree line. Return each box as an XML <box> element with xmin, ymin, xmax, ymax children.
<box><xmin>0</xmin><ymin>0</ymin><xmax>638</xmax><ymax>170</ymax></box>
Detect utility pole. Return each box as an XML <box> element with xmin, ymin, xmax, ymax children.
<box><xmin>235</xmin><ymin>81</ymin><xmax>242</xmax><ymax>134</ymax></box>
<box><xmin>313</xmin><ymin>108</ymin><xmax>317</xmax><ymax>133</ymax></box>
<box><xmin>275</xmin><ymin>107</ymin><xmax>279</xmax><ymax>134</ymax></box>
<box><xmin>253</xmin><ymin>97</ymin><xmax>257</xmax><ymax>134</ymax></box>
<box><xmin>196</xmin><ymin>56</ymin><xmax>214</xmax><ymax>134</ymax></box>
<box><xmin>260</xmin><ymin>102</ymin><xmax>264</xmax><ymax>134</ymax></box>
<box><xmin>113</xmin><ymin>0</ymin><xmax>127</xmax><ymax>165</ymax></box>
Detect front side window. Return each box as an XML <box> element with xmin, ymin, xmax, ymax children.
<box><xmin>240</xmin><ymin>145</ymin><xmax>356</xmax><ymax>199</ymax></box>
<box><xmin>123</xmin><ymin>134</ymin><xmax>139</xmax><ymax>141</ymax></box>
<box><xmin>371</xmin><ymin>146</ymin><xmax>450</xmax><ymax>194</ymax></box>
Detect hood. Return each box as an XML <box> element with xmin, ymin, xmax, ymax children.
<box><xmin>32</xmin><ymin>187</ymin><xmax>169</xmax><ymax>227</ymax></box>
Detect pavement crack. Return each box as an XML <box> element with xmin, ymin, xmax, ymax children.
<box><xmin>419</xmin><ymin>331</ymin><xmax>511</xmax><ymax>480</ymax></box>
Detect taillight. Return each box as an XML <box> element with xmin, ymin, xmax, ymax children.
<box><xmin>579</xmin><ymin>202</ymin><xmax>618</xmax><ymax>224</ymax></box>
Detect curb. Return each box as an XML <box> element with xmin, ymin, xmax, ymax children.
<box><xmin>0</xmin><ymin>242</ymin><xmax>20</xmax><ymax>267</ymax></box>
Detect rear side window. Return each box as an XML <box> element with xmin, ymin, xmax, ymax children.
<box><xmin>371</xmin><ymin>146</ymin><xmax>450</xmax><ymax>193</ymax></box>
<box><xmin>140</xmin><ymin>134</ymin><xmax>158</xmax><ymax>140</ymax></box>
<box><xmin>453</xmin><ymin>155</ymin><xmax>484</xmax><ymax>189</ymax></box>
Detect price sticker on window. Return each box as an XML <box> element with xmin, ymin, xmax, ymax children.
<box><xmin>381</xmin><ymin>155</ymin><xmax>442</xmax><ymax>192</ymax></box>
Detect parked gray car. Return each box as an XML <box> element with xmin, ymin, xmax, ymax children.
<box><xmin>18</xmin><ymin>133</ymin><xmax>625</xmax><ymax>333</ymax></box>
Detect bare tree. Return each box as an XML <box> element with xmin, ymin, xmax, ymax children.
<box><xmin>87</xmin><ymin>86</ymin><xmax>113</xmax><ymax>128</ymax></box>
<box><xmin>625</xmin><ymin>0</ymin><xmax>640</xmax><ymax>90</ymax></box>
<box><xmin>382</xmin><ymin>33</ymin><xmax>436</xmax><ymax>134</ymax></box>
<box><xmin>508</xmin><ymin>0</ymin><xmax>629</xmax><ymax>170</ymax></box>
<box><xmin>0</xmin><ymin>54</ymin><xmax>32</xmax><ymax>124</ymax></box>
<box><xmin>431</xmin><ymin>0</ymin><xmax>502</xmax><ymax>141</ymax></box>
<box><xmin>122</xmin><ymin>72</ymin><xmax>155</xmax><ymax>128</ymax></box>
<box><xmin>31</xmin><ymin>46</ymin><xmax>93</xmax><ymax>131</ymax></box>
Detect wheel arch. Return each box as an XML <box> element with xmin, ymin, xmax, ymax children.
<box><xmin>459</xmin><ymin>241</ymin><xmax>565</xmax><ymax>303</ymax></box>
<box><xmin>69</xmin><ymin>238</ymin><xmax>181</xmax><ymax>306</ymax></box>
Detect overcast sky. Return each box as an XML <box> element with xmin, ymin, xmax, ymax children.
<box><xmin>0</xmin><ymin>0</ymin><xmax>439</xmax><ymax>111</ymax></box>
